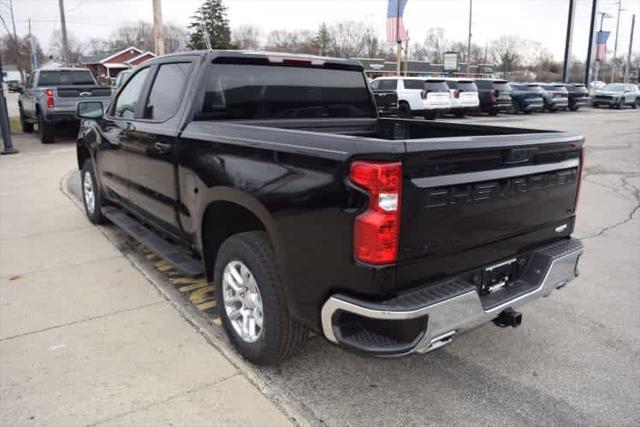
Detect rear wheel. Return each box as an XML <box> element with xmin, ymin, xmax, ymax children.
<box><xmin>215</xmin><ymin>231</ymin><xmax>307</xmax><ymax>365</ymax></box>
<box><xmin>38</xmin><ymin>112</ymin><xmax>55</xmax><ymax>144</ymax></box>
<box><xmin>424</xmin><ymin>111</ymin><xmax>437</xmax><ymax>120</ymax></box>
<box><xmin>488</xmin><ymin>109</ymin><xmax>498</xmax><ymax>116</ymax></box>
<box><xmin>633</xmin><ymin>98</ymin><xmax>639</xmax><ymax>109</ymax></box>
<box><xmin>19</xmin><ymin>106</ymin><xmax>34</xmax><ymax>133</ymax></box>
<box><xmin>616</xmin><ymin>98</ymin><xmax>624</xmax><ymax>109</ymax></box>
<box><xmin>398</xmin><ymin>102</ymin><xmax>412</xmax><ymax>118</ymax></box>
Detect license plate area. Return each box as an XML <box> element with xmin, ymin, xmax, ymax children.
<box><xmin>480</xmin><ymin>257</ymin><xmax>522</xmax><ymax>295</ymax></box>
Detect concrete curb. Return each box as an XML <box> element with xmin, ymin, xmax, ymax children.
<box><xmin>59</xmin><ymin>169</ymin><xmax>311</xmax><ymax>427</ymax></box>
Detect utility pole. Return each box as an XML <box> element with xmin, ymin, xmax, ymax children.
<box><xmin>58</xmin><ymin>0</ymin><xmax>70</xmax><ymax>65</ymax></box>
<box><xmin>585</xmin><ymin>0</ymin><xmax>598</xmax><ymax>85</ymax></box>
<box><xmin>9</xmin><ymin>0</ymin><xmax>17</xmax><ymax>41</ymax></box>
<box><xmin>0</xmin><ymin>54</ymin><xmax>18</xmax><ymax>155</ymax></box>
<box><xmin>396</xmin><ymin>0</ymin><xmax>401</xmax><ymax>76</ymax></box>
<box><xmin>624</xmin><ymin>14</ymin><xmax>635</xmax><ymax>83</ymax></box>
<box><xmin>562</xmin><ymin>0</ymin><xmax>576</xmax><ymax>82</ymax></box>
<box><xmin>28</xmin><ymin>19</ymin><xmax>38</xmax><ymax>72</ymax></box>
<box><xmin>152</xmin><ymin>0</ymin><xmax>165</xmax><ymax>56</ymax></box>
<box><xmin>467</xmin><ymin>0</ymin><xmax>472</xmax><ymax>76</ymax></box>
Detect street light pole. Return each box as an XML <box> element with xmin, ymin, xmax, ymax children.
<box><xmin>467</xmin><ymin>0</ymin><xmax>472</xmax><ymax>76</ymax></box>
<box><xmin>624</xmin><ymin>14</ymin><xmax>635</xmax><ymax>83</ymax></box>
<box><xmin>611</xmin><ymin>0</ymin><xmax>623</xmax><ymax>82</ymax></box>
<box><xmin>562</xmin><ymin>0</ymin><xmax>576</xmax><ymax>82</ymax></box>
<box><xmin>585</xmin><ymin>0</ymin><xmax>598</xmax><ymax>85</ymax></box>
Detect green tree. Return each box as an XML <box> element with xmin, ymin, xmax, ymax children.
<box><xmin>313</xmin><ymin>23</ymin><xmax>330</xmax><ymax>56</ymax></box>
<box><xmin>187</xmin><ymin>0</ymin><xmax>233</xmax><ymax>50</ymax></box>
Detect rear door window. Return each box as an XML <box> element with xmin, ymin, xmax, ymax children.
<box><xmin>403</xmin><ymin>80</ymin><xmax>424</xmax><ymax>90</ymax></box>
<box><xmin>37</xmin><ymin>70</ymin><xmax>96</xmax><ymax>86</ymax></box>
<box><xmin>143</xmin><ymin>62</ymin><xmax>191</xmax><ymax>121</ymax></box>
<box><xmin>424</xmin><ymin>81</ymin><xmax>449</xmax><ymax>92</ymax></box>
<box><xmin>380</xmin><ymin>79</ymin><xmax>398</xmax><ymax>90</ymax></box>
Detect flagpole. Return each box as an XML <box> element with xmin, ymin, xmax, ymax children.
<box><xmin>396</xmin><ymin>0</ymin><xmax>401</xmax><ymax>76</ymax></box>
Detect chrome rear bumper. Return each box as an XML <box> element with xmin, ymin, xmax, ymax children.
<box><xmin>321</xmin><ymin>239</ymin><xmax>583</xmax><ymax>355</ymax></box>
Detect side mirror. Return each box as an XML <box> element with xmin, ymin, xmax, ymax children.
<box><xmin>77</xmin><ymin>101</ymin><xmax>104</xmax><ymax>119</ymax></box>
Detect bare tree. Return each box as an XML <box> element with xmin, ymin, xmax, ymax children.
<box><xmin>49</xmin><ymin>29</ymin><xmax>83</xmax><ymax>63</ymax></box>
<box><xmin>264</xmin><ymin>29</ymin><xmax>315</xmax><ymax>54</ymax></box>
<box><xmin>489</xmin><ymin>35</ymin><xmax>524</xmax><ymax>72</ymax></box>
<box><xmin>233</xmin><ymin>25</ymin><xmax>261</xmax><ymax>50</ymax></box>
<box><xmin>1</xmin><ymin>33</ymin><xmax>45</xmax><ymax>74</ymax></box>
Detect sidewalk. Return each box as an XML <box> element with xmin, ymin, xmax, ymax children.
<box><xmin>0</xmin><ymin>135</ymin><xmax>293</xmax><ymax>426</ymax></box>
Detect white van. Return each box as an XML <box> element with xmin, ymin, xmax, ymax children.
<box><xmin>443</xmin><ymin>78</ymin><xmax>480</xmax><ymax>117</ymax></box>
<box><xmin>369</xmin><ymin>77</ymin><xmax>451</xmax><ymax>119</ymax></box>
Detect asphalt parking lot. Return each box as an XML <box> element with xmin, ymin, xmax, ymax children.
<box><xmin>16</xmin><ymin>105</ymin><xmax>640</xmax><ymax>425</ymax></box>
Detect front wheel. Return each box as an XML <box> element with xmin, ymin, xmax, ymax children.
<box><xmin>398</xmin><ymin>102</ymin><xmax>412</xmax><ymax>118</ymax></box>
<box><xmin>215</xmin><ymin>231</ymin><xmax>307</xmax><ymax>365</ymax></box>
<box><xmin>81</xmin><ymin>160</ymin><xmax>108</xmax><ymax>224</ymax></box>
<box><xmin>616</xmin><ymin>99</ymin><xmax>624</xmax><ymax>109</ymax></box>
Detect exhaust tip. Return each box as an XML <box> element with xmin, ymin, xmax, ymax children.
<box><xmin>493</xmin><ymin>308</ymin><xmax>523</xmax><ymax>328</ymax></box>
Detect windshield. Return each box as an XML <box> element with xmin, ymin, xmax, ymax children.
<box><xmin>602</xmin><ymin>83</ymin><xmax>625</xmax><ymax>92</ymax></box>
<box><xmin>199</xmin><ymin>64</ymin><xmax>375</xmax><ymax>120</ymax></box>
<box><xmin>493</xmin><ymin>82</ymin><xmax>511</xmax><ymax>93</ymax></box>
<box><xmin>38</xmin><ymin>70</ymin><xmax>96</xmax><ymax>86</ymax></box>
<box><xmin>456</xmin><ymin>81</ymin><xmax>477</xmax><ymax>92</ymax></box>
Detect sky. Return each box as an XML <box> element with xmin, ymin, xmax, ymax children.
<box><xmin>10</xmin><ymin>0</ymin><xmax>640</xmax><ymax>61</ymax></box>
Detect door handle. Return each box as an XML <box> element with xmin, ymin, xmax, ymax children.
<box><xmin>154</xmin><ymin>142</ymin><xmax>172</xmax><ymax>153</ymax></box>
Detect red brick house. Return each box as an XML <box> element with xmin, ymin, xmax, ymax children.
<box><xmin>80</xmin><ymin>47</ymin><xmax>156</xmax><ymax>80</ymax></box>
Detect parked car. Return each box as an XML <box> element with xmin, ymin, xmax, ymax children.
<box><xmin>443</xmin><ymin>78</ymin><xmax>479</xmax><ymax>117</ymax></box>
<box><xmin>539</xmin><ymin>83</ymin><xmax>569</xmax><ymax>112</ymax></box>
<box><xmin>562</xmin><ymin>83</ymin><xmax>590</xmax><ymax>111</ymax></box>
<box><xmin>593</xmin><ymin>83</ymin><xmax>640</xmax><ymax>109</ymax></box>
<box><xmin>475</xmin><ymin>79</ymin><xmax>512</xmax><ymax>115</ymax></box>
<box><xmin>18</xmin><ymin>68</ymin><xmax>112</xmax><ymax>143</ymax></box>
<box><xmin>6</xmin><ymin>80</ymin><xmax>21</xmax><ymax>93</ymax></box>
<box><xmin>369</xmin><ymin>80</ymin><xmax>399</xmax><ymax>116</ymax></box>
<box><xmin>589</xmin><ymin>80</ymin><xmax>606</xmax><ymax>94</ymax></box>
<box><xmin>369</xmin><ymin>77</ymin><xmax>451</xmax><ymax>119</ymax></box>
<box><xmin>508</xmin><ymin>82</ymin><xmax>544</xmax><ymax>113</ymax></box>
<box><xmin>77</xmin><ymin>51</ymin><xmax>584</xmax><ymax>365</ymax></box>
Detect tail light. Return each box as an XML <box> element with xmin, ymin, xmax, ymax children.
<box><xmin>454</xmin><ymin>90</ymin><xmax>460</xmax><ymax>98</ymax></box>
<box><xmin>45</xmin><ymin>88</ymin><xmax>54</xmax><ymax>108</ymax></box>
<box><xmin>420</xmin><ymin>90</ymin><xmax>427</xmax><ymax>99</ymax></box>
<box><xmin>350</xmin><ymin>161</ymin><xmax>402</xmax><ymax>265</ymax></box>
<box><xmin>573</xmin><ymin>146</ymin><xmax>584</xmax><ymax>213</ymax></box>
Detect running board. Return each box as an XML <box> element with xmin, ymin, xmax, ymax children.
<box><xmin>101</xmin><ymin>206</ymin><xmax>204</xmax><ymax>278</ymax></box>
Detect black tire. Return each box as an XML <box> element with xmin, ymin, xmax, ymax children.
<box><xmin>398</xmin><ymin>102</ymin><xmax>412</xmax><ymax>118</ymax></box>
<box><xmin>19</xmin><ymin>105</ymin><xmax>34</xmax><ymax>133</ymax></box>
<box><xmin>38</xmin><ymin>112</ymin><xmax>55</xmax><ymax>144</ymax></box>
<box><xmin>214</xmin><ymin>231</ymin><xmax>307</xmax><ymax>365</ymax></box>
<box><xmin>569</xmin><ymin>105</ymin><xmax>579</xmax><ymax>111</ymax></box>
<box><xmin>454</xmin><ymin>110</ymin><xmax>465</xmax><ymax>118</ymax></box>
<box><xmin>81</xmin><ymin>159</ymin><xmax>108</xmax><ymax>225</ymax></box>
<box><xmin>616</xmin><ymin>99</ymin><xmax>624</xmax><ymax>109</ymax></box>
<box><xmin>488</xmin><ymin>109</ymin><xmax>498</xmax><ymax>116</ymax></box>
<box><xmin>633</xmin><ymin>98</ymin><xmax>639</xmax><ymax>109</ymax></box>
<box><xmin>424</xmin><ymin>111</ymin><xmax>437</xmax><ymax>120</ymax></box>
<box><xmin>512</xmin><ymin>103</ymin><xmax>521</xmax><ymax>115</ymax></box>
<box><xmin>593</xmin><ymin>103</ymin><xmax>599</xmax><ymax>108</ymax></box>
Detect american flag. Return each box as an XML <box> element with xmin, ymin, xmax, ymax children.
<box><xmin>595</xmin><ymin>31</ymin><xmax>610</xmax><ymax>61</ymax></box>
<box><xmin>387</xmin><ymin>0</ymin><xmax>409</xmax><ymax>43</ymax></box>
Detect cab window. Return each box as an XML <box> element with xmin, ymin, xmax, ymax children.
<box><xmin>113</xmin><ymin>68</ymin><xmax>150</xmax><ymax>119</ymax></box>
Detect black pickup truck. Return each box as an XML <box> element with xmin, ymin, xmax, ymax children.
<box><xmin>76</xmin><ymin>51</ymin><xmax>584</xmax><ymax>365</ymax></box>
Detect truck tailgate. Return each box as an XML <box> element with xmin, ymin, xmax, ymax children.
<box><xmin>398</xmin><ymin>133</ymin><xmax>583</xmax><ymax>280</ymax></box>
